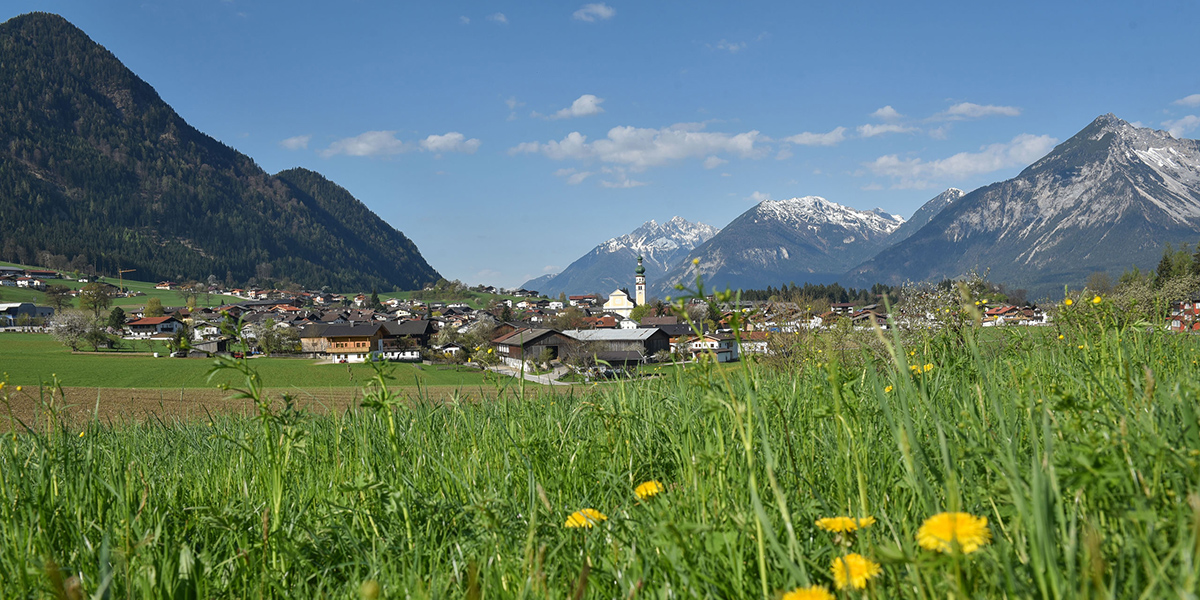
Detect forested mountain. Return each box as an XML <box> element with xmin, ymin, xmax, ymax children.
<box><xmin>0</xmin><ymin>12</ymin><xmax>440</xmax><ymax>290</ymax></box>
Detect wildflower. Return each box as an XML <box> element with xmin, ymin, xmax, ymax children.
<box><xmin>692</xmin><ymin>258</ymin><xmax>700</xmax><ymax>265</ymax></box>
<box><xmin>923</xmin><ymin>363</ymin><xmax>933</xmax><ymax>372</ymax></box>
<box><xmin>564</xmin><ymin>508</ymin><xmax>607</xmax><ymax>528</ymax></box>
<box><xmin>884</xmin><ymin>385</ymin><xmax>893</xmax><ymax>393</ymax></box>
<box><xmin>1092</xmin><ymin>295</ymin><xmax>1102</xmax><ymax>304</ymax></box>
<box><xmin>831</xmin><ymin>553</ymin><xmax>881</xmax><ymax>590</ymax></box>
<box><xmin>78</xmin><ymin>431</ymin><xmax>85</xmax><ymax>438</ymax></box>
<box><xmin>1064</xmin><ymin>298</ymin><xmax>1074</xmax><ymax>306</ymax></box>
<box><xmin>14</xmin><ymin>386</ymin><xmax>20</xmax><ymax>392</ymax></box>
<box><xmin>781</xmin><ymin>585</ymin><xmax>835</xmax><ymax>600</ymax></box>
<box><xmin>1057</xmin><ymin>334</ymin><xmax>1064</xmax><ymax>340</ymax></box>
<box><xmin>816</xmin><ymin>516</ymin><xmax>876</xmax><ymax>533</ymax></box>
<box><xmin>917</xmin><ymin>512</ymin><xmax>991</xmax><ymax>554</ymax></box>
<box><xmin>635</xmin><ymin>480</ymin><xmax>664</xmax><ymax>499</ymax></box>
<box><xmin>1078</xmin><ymin>345</ymin><xmax>1085</xmax><ymax>350</ymax></box>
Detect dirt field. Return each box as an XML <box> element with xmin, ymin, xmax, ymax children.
<box><xmin>1</xmin><ymin>383</ymin><xmax>577</xmax><ymax>431</ymax></box>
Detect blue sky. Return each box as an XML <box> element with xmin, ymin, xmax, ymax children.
<box><xmin>5</xmin><ymin>1</ymin><xmax>1200</xmax><ymax>288</ymax></box>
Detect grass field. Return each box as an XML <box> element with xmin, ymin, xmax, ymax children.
<box><xmin>3</xmin><ymin>302</ymin><xmax>1200</xmax><ymax>598</ymax></box>
<box><xmin>0</xmin><ymin>333</ymin><xmax>490</xmax><ymax>389</ymax></box>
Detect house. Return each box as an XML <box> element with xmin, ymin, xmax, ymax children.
<box><xmin>491</xmin><ymin>328</ymin><xmax>575</xmax><ymax>368</ymax></box>
<box><xmin>155</xmin><ymin>281</ymin><xmax>178</xmax><ymax>290</ymax></box>
<box><xmin>1170</xmin><ymin>293</ymin><xmax>1200</xmax><ymax>332</ymax></box>
<box><xmin>127</xmin><ymin>316</ymin><xmax>185</xmax><ymax>337</ymax></box>
<box><xmin>15</xmin><ymin>277</ymin><xmax>45</xmax><ymax>290</ymax></box>
<box><xmin>321</xmin><ymin>322</ymin><xmax>386</xmax><ymax>363</ymax></box>
<box><xmin>382</xmin><ymin>319</ymin><xmax>437</xmax><ymax>349</ymax></box>
<box><xmin>563</xmin><ymin>328</ymin><xmax>671</xmax><ymax>359</ymax></box>
<box><xmin>25</xmin><ymin>270</ymin><xmax>59</xmax><ymax>279</ymax></box>
<box><xmin>603</xmin><ymin>289</ymin><xmax>636</xmax><ymax>319</ymax></box>
<box><xmin>683</xmin><ymin>332</ymin><xmax>739</xmax><ymax>362</ymax></box>
<box><xmin>0</xmin><ymin>303</ymin><xmax>54</xmax><ymax>326</ymax></box>
<box><xmin>569</xmin><ymin>294</ymin><xmax>601</xmax><ymax>307</ymax></box>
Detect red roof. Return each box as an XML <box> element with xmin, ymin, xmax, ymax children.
<box><xmin>128</xmin><ymin>317</ymin><xmax>177</xmax><ymax>325</ymax></box>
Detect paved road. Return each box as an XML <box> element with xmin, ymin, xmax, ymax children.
<box><xmin>487</xmin><ymin>364</ymin><xmax>574</xmax><ymax>386</ymax></box>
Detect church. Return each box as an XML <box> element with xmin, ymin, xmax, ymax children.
<box><xmin>602</xmin><ymin>256</ymin><xmax>646</xmax><ymax>319</ymax></box>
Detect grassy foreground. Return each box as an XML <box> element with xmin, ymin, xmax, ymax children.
<box><xmin>2</xmin><ymin>317</ymin><xmax>1200</xmax><ymax>598</ymax></box>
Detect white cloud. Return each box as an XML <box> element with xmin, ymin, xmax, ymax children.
<box><xmin>419</xmin><ymin>132</ymin><xmax>481</xmax><ymax>154</ymax></box>
<box><xmin>703</xmin><ymin>156</ymin><xmax>728</xmax><ymax>169</ymax></box>
<box><xmin>553</xmin><ymin>167</ymin><xmax>593</xmax><ymax>185</ymax></box>
<box><xmin>861</xmin><ymin>183</ymin><xmax>884</xmax><ymax>191</ymax></box>
<box><xmin>510</xmin><ymin>122</ymin><xmax>766</xmax><ymax>170</ymax></box>
<box><xmin>866</xmin><ymin>133</ymin><xmax>1058</xmax><ymax>188</ymax></box>
<box><xmin>505</xmin><ymin>96</ymin><xmax>526</xmax><ymax>121</ymax></box>
<box><xmin>542</xmin><ymin>265</ymin><xmax>560</xmax><ymax>274</ymax></box>
<box><xmin>929</xmin><ymin>126</ymin><xmax>949</xmax><ymax>140</ymax></box>
<box><xmin>600</xmin><ymin>167</ymin><xmax>647</xmax><ymax>188</ymax></box>
<box><xmin>784</xmin><ymin>126</ymin><xmax>847</xmax><ymax>146</ymax></box>
<box><xmin>548</xmin><ymin>94</ymin><xmax>605</xmax><ymax>120</ymax></box>
<box><xmin>321</xmin><ymin>131</ymin><xmax>408</xmax><ymax>157</ymax></box>
<box><xmin>714</xmin><ymin>39</ymin><xmax>747</xmax><ymax>53</ymax></box>
<box><xmin>934</xmin><ymin>102</ymin><xmax>1021</xmax><ymax>121</ymax></box>
<box><xmin>871</xmin><ymin>106</ymin><xmax>902</xmax><ymax>121</ymax></box>
<box><xmin>1172</xmin><ymin>94</ymin><xmax>1200</xmax><ymax>107</ymax></box>
<box><xmin>488</xmin><ymin>12</ymin><xmax>508</xmax><ymax>24</ymax></box>
<box><xmin>857</xmin><ymin>123</ymin><xmax>916</xmax><ymax>138</ymax></box>
<box><xmin>1163</xmin><ymin>115</ymin><xmax>1200</xmax><ymax>138</ymax></box>
<box><xmin>279</xmin><ymin>134</ymin><xmax>311</xmax><ymax>150</ymax></box>
<box><xmin>572</xmin><ymin>3</ymin><xmax>615</xmax><ymax>22</ymax></box>
<box><xmin>747</xmin><ymin>191</ymin><xmax>771</xmax><ymax>203</ymax></box>
<box><xmin>775</xmin><ymin>148</ymin><xmax>793</xmax><ymax>160</ymax></box>
<box><xmin>459</xmin><ymin>16</ymin><xmax>470</xmax><ymax>25</ymax></box>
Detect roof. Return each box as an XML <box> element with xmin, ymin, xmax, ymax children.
<box><xmin>321</xmin><ymin>323</ymin><xmax>385</xmax><ymax>338</ymax></box>
<box><xmin>128</xmin><ymin>317</ymin><xmax>179</xmax><ymax>325</ymax></box>
<box><xmin>564</xmin><ymin>328</ymin><xmax>665</xmax><ymax>342</ymax></box>
<box><xmin>492</xmin><ymin>328</ymin><xmax>562</xmax><ymax>346</ymax></box>
<box><xmin>383</xmin><ymin>320</ymin><xmax>436</xmax><ymax>336</ymax></box>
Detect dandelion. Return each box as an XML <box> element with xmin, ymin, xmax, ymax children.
<box><xmin>917</xmin><ymin>512</ymin><xmax>991</xmax><ymax>554</ymax></box>
<box><xmin>635</xmin><ymin>480</ymin><xmax>664</xmax><ymax>499</ymax></box>
<box><xmin>781</xmin><ymin>585</ymin><xmax>835</xmax><ymax>600</ymax></box>
<box><xmin>564</xmin><ymin>508</ymin><xmax>607</xmax><ymax>528</ymax></box>
<box><xmin>78</xmin><ymin>431</ymin><xmax>85</xmax><ymax>438</ymax></box>
<box><xmin>1064</xmin><ymin>298</ymin><xmax>1074</xmax><ymax>306</ymax></box>
<box><xmin>1058</xmin><ymin>334</ymin><xmax>1064</xmax><ymax>340</ymax></box>
<box><xmin>14</xmin><ymin>386</ymin><xmax>20</xmax><ymax>392</ymax></box>
<box><xmin>831</xmin><ymin>553</ymin><xmax>881</xmax><ymax>590</ymax></box>
<box><xmin>1092</xmin><ymin>295</ymin><xmax>1102</xmax><ymax>304</ymax></box>
<box><xmin>816</xmin><ymin>516</ymin><xmax>876</xmax><ymax>533</ymax></box>
<box><xmin>884</xmin><ymin>385</ymin><xmax>893</xmax><ymax>393</ymax></box>
<box><xmin>923</xmin><ymin>363</ymin><xmax>934</xmax><ymax>372</ymax></box>
<box><xmin>1078</xmin><ymin>345</ymin><xmax>1085</xmax><ymax>350</ymax></box>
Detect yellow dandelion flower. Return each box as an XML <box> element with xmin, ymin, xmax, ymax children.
<box><xmin>781</xmin><ymin>585</ymin><xmax>835</xmax><ymax>600</ymax></box>
<box><xmin>14</xmin><ymin>386</ymin><xmax>20</xmax><ymax>392</ymax></box>
<box><xmin>974</xmin><ymin>301</ymin><xmax>980</xmax><ymax>306</ymax></box>
<box><xmin>816</xmin><ymin>516</ymin><xmax>876</xmax><ymax>533</ymax></box>
<box><xmin>1078</xmin><ymin>345</ymin><xmax>1085</xmax><ymax>349</ymax></box>
<box><xmin>692</xmin><ymin>258</ymin><xmax>700</xmax><ymax>265</ymax></box>
<box><xmin>564</xmin><ymin>508</ymin><xmax>607</xmax><ymax>528</ymax></box>
<box><xmin>0</xmin><ymin>382</ymin><xmax>5</xmax><ymax>390</ymax></box>
<box><xmin>884</xmin><ymin>385</ymin><xmax>893</xmax><ymax>393</ymax></box>
<box><xmin>78</xmin><ymin>431</ymin><xmax>85</xmax><ymax>438</ymax></box>
<box><xmin>916</xmin><ymin>512</ymin><xmax>991</xmax><ymax>554</ymax></box>
<box><xmin>831</xmin><ymin>553</ymin><xmax>881</xmax><ymax>590</ymax></box>
<box><xmin>1092</xmin><ymin>295</ymin><xmax>1102</xmax><ymax>304</ymax></box>
<box><xmin>923</xmin><ymin>363</ymin><xmax>933</xmax><ymax>372</ymax></box>
<box><xmin>635</xmin><ymin>480</ymin><xmax>664</xmax><ymax>500</ymax></box>
<box><xmin>1057</xmin><ymin>334</ymin><xmax>1064</xmax><ymax>340</ymax></box>
<box><xmin>1064</xmin><ymin>298</ymin><xmax>1073</xmax><ymax>306</ymax></box>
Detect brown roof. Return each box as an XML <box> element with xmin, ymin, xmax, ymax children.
<box><xmin>128</xmin><ymin>317</ymin><xmax>179</xmax><ymax>325</ymax></box>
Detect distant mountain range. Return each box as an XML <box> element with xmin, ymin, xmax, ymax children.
<box><xmin>523</xmin><ymin>217</ymin><xmax>718</xmax><ymax>296</ymax></box>
<box><xmin>0</xmin><ymin>12</ymin><xmax>440</xmax><ymax>290</ymax></box>
<box><xmin>845</xmin><ymin>114</ymin><xmax>1200</xmax><ymax>294</ymax></box>
<box><xmin>535</xmin><ymin>115</ymin><xmax>1200</xmax><ymax>300</ymax></box>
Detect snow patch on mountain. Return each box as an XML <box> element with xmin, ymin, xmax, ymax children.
<box><xmin>751</xmin><ymin>196</ymin><xmax>904</xmax><ymax>236</ymax></box>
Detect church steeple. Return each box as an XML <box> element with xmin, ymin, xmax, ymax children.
<box><xmin>634</xmin><ymin>256</ymin><xmax>646</xmax><ymax>307</ymax></box>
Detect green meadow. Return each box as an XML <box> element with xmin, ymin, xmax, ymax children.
<box><xmin>2</xmin><ymin>300</ymin><xmax>1200</xmax><ymax>598</ymax></box>
<box><xmin>0</xmin><ymin>333</ymin><xmax>488</xmax><ymax>389</ymax></box>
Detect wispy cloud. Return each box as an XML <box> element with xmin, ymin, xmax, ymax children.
<box><xmin>572</xmin><ymin>3</ymin><xmax>615</xmax><ymax>22</ymax></box>
<box><xmin>1163</xmin><ymin>115</ymin><xmax>1200</xmax><ymax>138</ymax></box>
<box><xmin>747</xmin><ymin>191</ymin><xmax>772</xmax><ymax>203</ymax></box>
<box><xmin>714</xmin><ymin>39</ymin><xmax>746</xmax><ymax>53</ymax></box>
<box><xmin>866</xmin><ymin>133</ymin><xmax>1057</xmax><ymax>189</ymax></box>
<box><xmin>857</xmin><ymin>123</ymin><xmax>917</xmax><ymax>138</ymax></box>
<box><xmin>599</xmin><ymin>166</ymin><xmax>647</xmax><ymax>188</ymax></box>
<box><xmin>544</xmin><ymin>94</ymin><xmax>605</xmax><ymax>120</ymax></box>
<box><xmin>459</xmin><ymin>16</ymin><xmax>470</xmax><ymax>25</ymax></box>
<box><xmin>510</xmin><ymin>122</ymin><xmax>765</xmax><ymax>171</ymax></box>
<box><xmin>321</xmin><ymin>131</ymin><xmax>408</xmax><ymax>157</ymax></box>
<box><xmin>322</xmin><ymin>130</ymin><xmax>479</xmax><ymax>158</ymax></box>
<box><xmin>703</xmin><ymin>156</ymin><xmax>728</xmax><ymax>169</ymax></box>
<box><xmin>279</xmin><ymin>134</ymin><xmax>311</xmax><ymax>150</ymax></box>
<box><xmin>1172</xmin><ymin>94</ymin><xmax>1200</xmax><ymax>107</ymax></box>
<box><xmin>487</xmin><ymin>12</ymin><xmax>508</xmax><ymax>24</ymax></box>
<box><xmin>554</xmin><ymin>167</ymin><xmax>594</xmax><ymax>185</ymax></box>
<box><xmin>505</xmin><ymin>96</ymin><xmax>525</xmax><ymax>121</ymax></box>
<box><xmin>933</xmin><ymin>102</ymin><xmax>1021</xmax><ymax>121</ymax></box>
<box><xmin>784</xmin><ymin>126</ymin><xmax>847</xmax><ymax>146</ymax></box>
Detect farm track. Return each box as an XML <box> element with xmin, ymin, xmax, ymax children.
<box><xmin>1</xmin><ymin>384</ymin><xmax>576</xmax><ymax>431</ymax></box>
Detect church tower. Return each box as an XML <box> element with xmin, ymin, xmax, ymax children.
<box><xmin>635</xmin><ymin>255</ymin><xmax>646</xmax><ymax>307</ymax></box>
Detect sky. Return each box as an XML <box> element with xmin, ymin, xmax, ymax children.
<box><xmin>4</xmin><ymin>1</ymin><xmax>1200</xmax><ymax>288</ymax></box>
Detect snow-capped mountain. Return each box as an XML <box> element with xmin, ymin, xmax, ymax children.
<box><xmin>655</xmin><ymin>196</ymin><xmax>904</xmax><ymax>295</ymax></box>
<box><xmin>522</xmin><ymin>217</ymin><xmax>719</xmax><ymax>296</ymax></box>
<box><xmin>881</xmin><ymin>188</ymin><xmax>966</xmax><ymax>249</ymax></box>
<box><xmin>845</xmin><ymin>114</ymin><xmax>1200</xmax><ymax>295</ymax></box>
